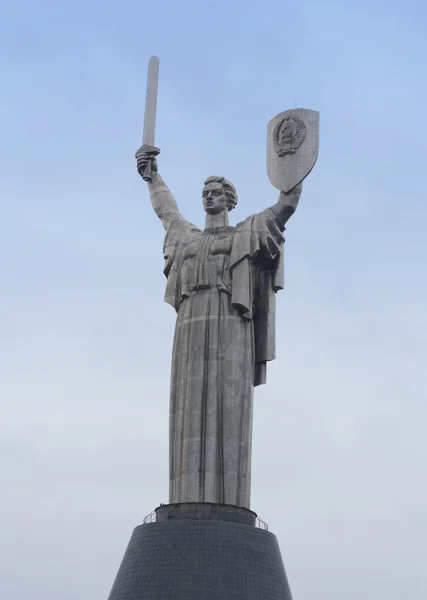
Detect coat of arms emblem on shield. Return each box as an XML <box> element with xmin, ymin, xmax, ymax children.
<box><xmin>267</xmin><ymin>108</ymin><xmax>319</xmax><ymax>192</ymax></box>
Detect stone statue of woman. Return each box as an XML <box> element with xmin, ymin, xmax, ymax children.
<box><xmin>136</xmin><ymin>148</ymin><xmax>302</xmax><ymax>509</ymax></box>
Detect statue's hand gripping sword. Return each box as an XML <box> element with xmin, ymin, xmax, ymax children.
<box><xmin>140</xmin><ymin>56</ymin><xmax>160</xmax><ymax>182</ymax></box>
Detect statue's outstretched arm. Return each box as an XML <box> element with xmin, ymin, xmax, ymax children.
<box><xmin>135</xmin><ymin>148</ymin><xmax>180</xmax><ymax>230</ymax></box>
<box><xmin>269</xmin><ymin>183</ymin><xmax>302</xmax><ymax>227</ymax></box>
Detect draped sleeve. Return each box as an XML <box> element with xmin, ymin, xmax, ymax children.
<box><xmin>163</xmin><ymin>213</ymin><xmax>201</xmax><ymax>311</ymax></box>
<box><xmin>230</xmin><ymin>207</ymin><xmax>286</xmax><ymax>386</ymax></box>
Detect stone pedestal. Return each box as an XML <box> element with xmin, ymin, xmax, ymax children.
<box><xmin>107</xmin><ymin>503</ymin><xmax>293</xmax><ymax>600</ymax></box>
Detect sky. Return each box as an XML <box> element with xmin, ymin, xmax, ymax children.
<box><xmin>1</xmin><ymin>0</ymin><xmax>426</xmax><ymax>598</ymax></box>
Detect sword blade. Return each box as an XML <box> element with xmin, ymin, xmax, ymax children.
<box><xmin>143</xmin><ymin>56</ymin><xmax>159</xmax><ymax>147</ymax></box>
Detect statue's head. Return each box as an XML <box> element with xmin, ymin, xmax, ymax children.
<box><xmin>202</xmin><ymin>176</ymin><xmax>238</xmax><ymax>215</ymax></box>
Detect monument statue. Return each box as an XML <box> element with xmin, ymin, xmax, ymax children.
<box><xmin>107</xmin><ymin>56</ymin><xmax>319</xmax><ymax>600</ymax></box>
<box><xmin>135</xmin><ymin>56</ymin><xmax>319</xmax><ymax>511</ymax></box>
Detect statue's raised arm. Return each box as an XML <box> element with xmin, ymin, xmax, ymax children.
<box><xmin>136</xmin><ymin>147</ymin><xmax>180</xmax><ymax>230</ymax></box>
<box><xmin>268</xmin><ymin>182</ymin><xmax>303</xmax><ymax>228</ymax></box>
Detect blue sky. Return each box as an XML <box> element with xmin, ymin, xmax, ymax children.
<box><xmin>1</xmin><ymin>1</ymin><xmax>426</xmax><ymax>598</ymax></box>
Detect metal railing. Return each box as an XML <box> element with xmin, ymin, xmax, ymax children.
<box><xmin>255</xmin><ymin>516</ymin><xmax>268</xmax><ymax>531</ymax></box>
<box><xmin>143</xmin><ymin>510</ymin><xmax>156</xmax><ymax>524</ymax></box>
<box><xmin>143</xmin><ymin>507</ymin><xmax>268</xmax><ymax>530</ymax></box>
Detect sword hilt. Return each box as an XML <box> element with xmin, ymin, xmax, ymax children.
<box><xmin>140</xmin><ymin>145</ymin><xmax>160</xmax><ymax>183</ymax></box>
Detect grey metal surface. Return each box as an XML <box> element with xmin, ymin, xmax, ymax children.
<box><xmin>108</xmin><ymin>519</ymin><xmax>293</xmax><ymax>600</ymax></box>
<box><xmin>135</xmin><ymin>68</ymin><xmax>318</xmax><ymax>511</ymax></box>
<box><xmin>137</xmin><ymin>169</ymin><xmax>302</xmax><ymax>507</ymax></box>
<box><xmin>267</xmin><ymin>108</ymin><xmax>319</xmax><ymax>192</ymax></box>
<box><xmin>142</xmin><ymin>56</ymin><xmax>159</xmax><ymax>147</ymax></box>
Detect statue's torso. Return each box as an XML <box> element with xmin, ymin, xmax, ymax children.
<box><xmin>180</xmin><ymin>226</ymin><xmax>235</xmax><ymax>298</ymax></box>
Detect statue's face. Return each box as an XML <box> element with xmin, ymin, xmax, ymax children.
<box><xmin>202</xmin><ymin>182</ymin><xmax>227</xmax><ymax>215</ymax></box>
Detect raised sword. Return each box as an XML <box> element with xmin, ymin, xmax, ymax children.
<box><xmin>141</xmin><ymin>55</ymin><xmax>160</xmax><ymax>182</ymax></box>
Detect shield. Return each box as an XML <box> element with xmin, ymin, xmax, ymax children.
<box><xmin>267</xmin><ymin>108</ymin><xmax>319</xmax><ymax>192</ymax></box>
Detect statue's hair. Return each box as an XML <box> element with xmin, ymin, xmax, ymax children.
<box><xmin>204</xmin><ymin>176</ymin><xmax>238</xmax><ymax>211</ymax></box>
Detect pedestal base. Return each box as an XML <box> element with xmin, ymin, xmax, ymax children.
<box><xmin>108</xmin><ymin>504</ymin><xmax>293</xmax><ymax>600</ymax></box>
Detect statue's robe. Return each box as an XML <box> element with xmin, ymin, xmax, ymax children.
<box><xmin>163</xmin><ymin>207</ymin><xmax>286</xmax><ymax>508</ymax></box>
